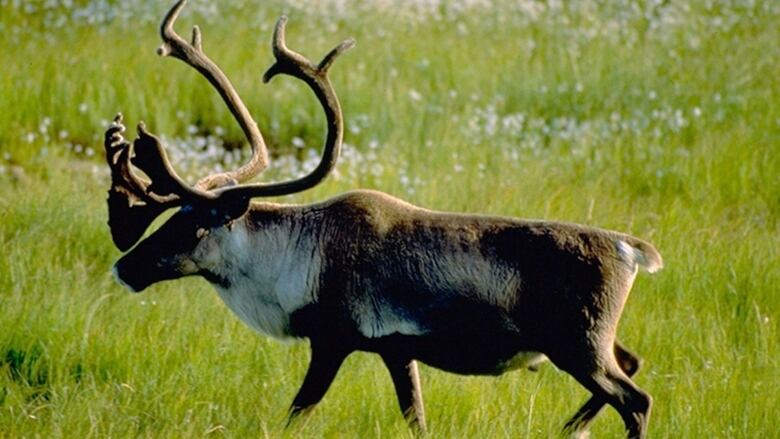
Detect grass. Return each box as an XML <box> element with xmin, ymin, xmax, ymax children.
<box><xmin>1</xmin><ymin>0</ymin><xmax>778</xmax><ymax>437</ymax></box>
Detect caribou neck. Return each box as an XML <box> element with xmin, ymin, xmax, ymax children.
<box><xmin>196</xmin><ymin>204</ymin><xmax>324</xmax><ymax>339</ymax></box>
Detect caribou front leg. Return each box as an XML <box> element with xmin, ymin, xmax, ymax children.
<box><xmin>286</xmin><ymin>342</ymin><xmax>350</xmax><ymax>427</ymax></box>
<box><xmin>381</xmin><ymin>354</ymin><xmax>427</xmax><ymax>434</ymax></box>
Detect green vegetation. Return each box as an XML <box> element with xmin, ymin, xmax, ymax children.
<box><xmin>1</xmin><ymin>1</ymin><xmax>778</xmax><ymax>437</ymax></box>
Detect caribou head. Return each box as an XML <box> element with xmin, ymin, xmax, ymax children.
<box><xmin>106</xmin><ymin>0</ymin><xmax>353</xmax><ymax>291</ymax></box>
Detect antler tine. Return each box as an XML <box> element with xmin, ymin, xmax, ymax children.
<box><xmin>105</xmin><ymin>114</ymin><xmax>148</xmax><ymax>202</ymax></box>
<box><xmin>105</xmin><ymin>114</ymin><xmax>185</xmax><ymax>250</ymax></box>
<box><xmin>318</xmin><ymin>38</ymin><xmax>357</xmax><ymax>73</ymax></box>
<box><xmin>215</xmin><ymin>15</ymin><xmax>354</xmax><ymax>199</ymax></box>
<box><xmin>263</xmin><ymin>15</ymin><xmax>356</xmax><ymax>83</ymax></box>
<box><xmin>105</xmin><ymin>114</ymin><xmax>181</xmax><ymax>206</ymax></box>
<box><xmin>132</xmin><ymin>121</ymin><xmax>215</xmax><ymax>200</ymax></box>
<box><xmin>158</xmin><ymin>0</ymin><xmax>269</xmax><ymax>191</ymax></box>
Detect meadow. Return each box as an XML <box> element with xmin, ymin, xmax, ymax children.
<box><xmin>1</xmin><ymin>0</ymin><xmax>778</xmax><ymax>437</ymax></box>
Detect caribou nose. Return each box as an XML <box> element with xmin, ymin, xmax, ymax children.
<box><xmin>112</xmin><ymin>263</ymin><xmax>142</xmax><ymax>293</ymax></box>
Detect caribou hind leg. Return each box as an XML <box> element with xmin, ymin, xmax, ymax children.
<box><xmin>562</xmin><ymin>341</ymin><xmax>642</xmax><ymax>436</ymax></box>
<box><xmin>557</xmin><ymin>347</ymin><xmax>652</xmax><ymax>439</ymax></box>
<box><xmin>381</xmin><ymin>354</ymin><xmax>427</xmax><ymax>434</ymax></box>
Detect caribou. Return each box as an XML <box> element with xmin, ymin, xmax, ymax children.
<box><xmin>105</xmin><ymin>1</ymin><xmax>662</xmax><ymax>437</ymax></box>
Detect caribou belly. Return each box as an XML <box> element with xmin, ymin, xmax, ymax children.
<box><xmin>496</xmin><ymin>351</ymin><xmax>548</xmax><ymax>373</ymax></box>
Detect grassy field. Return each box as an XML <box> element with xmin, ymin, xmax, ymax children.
<box><xmin>1</xmin><ymin>0</ymin><xmax>778</xmax><ymax>437</ymax></box>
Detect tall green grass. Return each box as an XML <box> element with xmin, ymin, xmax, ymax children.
<box><xmin>1</xmin><ymin>1</ymin><xmax>778</xmax><ymax>437</ymax></box>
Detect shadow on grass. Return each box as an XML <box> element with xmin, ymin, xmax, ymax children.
<box><xmin>2</xmin><ymin>345</ymin><xmax>51</xmax><ymax>402</ymax></box>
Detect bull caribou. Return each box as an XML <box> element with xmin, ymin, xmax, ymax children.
<box><xmin>106</xmin><ymin>1</ymin><xmax>662</xmax><ymax>437</ymax></box>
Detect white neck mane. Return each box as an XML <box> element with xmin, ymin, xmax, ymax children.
<box><xmin>195</xmin><ymin>218</ymin><xmax>322</xmax><ymax>339</ymax></box>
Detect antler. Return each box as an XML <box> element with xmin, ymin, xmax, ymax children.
<box><xmin>105</xmin><ymin>114</ymin><xmax>183</xmax><ymax>250</ymax></box>
<box><xmin>105</xmin><ymin>0</ymin><xmax>353</xmax><ymax>250</ymax></box>
<box><xmin>213</xmin><ymin>15</ymin><xmax>355</xmax><ymax>199</ymax></box>
<box><xmin>158</xmin><ymin>0</ymin><xmax>268</xmax><ymax>191</ymax></box>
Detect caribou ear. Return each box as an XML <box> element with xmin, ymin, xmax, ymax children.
<box><xmin>222</xmin><ymin>193</ymin><xmax>251</xmax><ymax>222</ymax></box>
<box><xmin>199</xmin><ymin>193</ymin><xmax>251</xmax><ymax>230</ymax></box>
